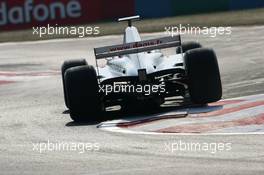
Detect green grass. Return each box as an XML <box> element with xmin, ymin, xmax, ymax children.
<box><xmin>1</xmin><ymin>8</ymin><xmax>264</xmax><ymax>43</ymax></box>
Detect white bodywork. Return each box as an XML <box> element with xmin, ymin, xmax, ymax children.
<box><xmin>96</xmin><ymin>25</ymin><xmax>184</xmax><ymax>82</ymax></box>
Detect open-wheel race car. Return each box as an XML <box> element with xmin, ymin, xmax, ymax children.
<box><xmin>61</xmin><ymin>16</ymin><xmax>222</xmax><ymax>122</ymax></box>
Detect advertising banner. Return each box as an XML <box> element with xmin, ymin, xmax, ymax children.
<box><xmin>0</xmin><ymin>0</ymin><xmax>103</xmax><ymax>30</ymax></box>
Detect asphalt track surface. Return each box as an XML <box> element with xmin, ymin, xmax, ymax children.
<box><xmin>0</xmin><ymin>26</ymin><xmax>264</xmax><ymax>175</ymax></box>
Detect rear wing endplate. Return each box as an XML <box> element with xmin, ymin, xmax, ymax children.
<box><xmin>94</xmin><ymin>35</ymin><xmax>181</xmax><ymax>59</ymax></box>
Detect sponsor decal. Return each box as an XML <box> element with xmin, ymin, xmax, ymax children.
<box><xmin>0</xmin><ymin>0</ymin><xmax>135</xmax><ymax>31</ymax></box>
<box><xmin>0</xmin><ymin>0</ymin><xmax>81</xmax><ymax>26</ymax></box>
<box><xmin>0</xmin><ymin>0</ymin><xmax>101</xmax><ymax>30</ymax></box>
<box><xmin>109</xmin><ymin>40</ymin><xmax>163</xmax><ymax>52</ymax></box>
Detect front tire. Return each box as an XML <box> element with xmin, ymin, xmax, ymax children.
<box><xmin>61</xmin><ymin>59</ymin><xmax>87</xmax><ymax>108</ymax></box>
<box><xmin>184</xmin><ymin>48</ymin><xmax>222</xmax><ymax>104</ymax></box>
<box><xmin>64</xmin><ymin>65</ymin><xmax>102</xmax><ymax>122</ymax></box>
<box><xmin>176</xmin><ymin>41</ymin><xmax>202</xmax><ymax>54</ymax></box>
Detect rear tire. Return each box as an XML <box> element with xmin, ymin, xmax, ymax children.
<box><xmin>176</xmin><ymin>41</ymin><xmax>202</xmax><ymax>54</ymax></box>
<box><xmin>184</xmin><ymin>48</ymin><xmax>222</xmax><ymax>104</ymax></box>
<box><xmin>61</xmin><ymin>59</ymin><xmax>87</xmax><ymax>108</ymax></box>
<box><xmin>64</xmin><ymin>65</ymin><xmax>102</xmax><ymax>122</ymax></box>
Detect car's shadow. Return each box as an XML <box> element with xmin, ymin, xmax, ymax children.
<box><xmin>66</xmin><ymin>121</ymin><xmax>100</xmax><ymax>127</ymax></box>
<box><xmin>64</xmin><ymin>100</ymin><xmax>223</xmax><ymax>127</ymax></box>
<box><xmin>64</xmin><ymin>108</ymin><xmax>165</xmax><ymax>127</ymax></box>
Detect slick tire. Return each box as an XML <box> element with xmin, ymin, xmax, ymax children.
<box><xmin>176</xmin><ymin>41</ymin><xmax>202</xmax><ymax>54</ymax></box>
<box><xmin>61</xmin><ymin>59</ymin><xmax>87</xmax><ymax>108</ymax></box>
<box><xmin>184</xmin><ymin>48</ymin><xmax>222</xmax><ymax>104</ymax></box>
<box><xmin>64</xmin><ymin>65</ymin><xmax>102</xmax><ymax>122</ymax></box>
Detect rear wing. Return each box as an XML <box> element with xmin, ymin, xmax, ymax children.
<box><xmin>94</xmin><ymin>35</ymin><xmax>181</xmax><ymax>59</ymax></box>
<box><xmin>118</xmin><ymin>15</ymin><xmax>140</xmax><ymax>27</ymax></box>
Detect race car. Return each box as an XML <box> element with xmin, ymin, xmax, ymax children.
<box><xmin>61</xmin><ymin>16</ymin><xmax>222</xmax><ymax>122</ymax></box>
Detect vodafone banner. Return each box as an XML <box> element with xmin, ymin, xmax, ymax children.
<box><xmin>0</xmin><ymin>0</ymin><xmax>134</xmax><ymax>31</ymax></box>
